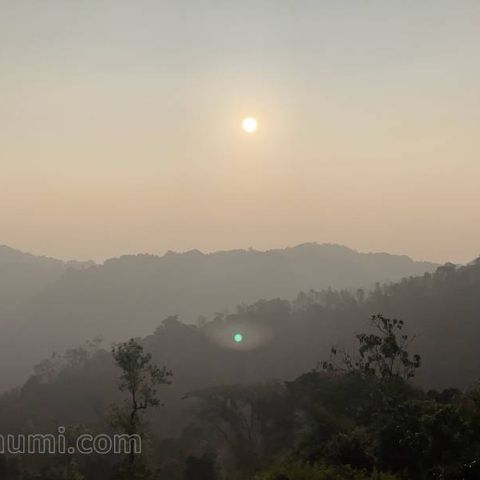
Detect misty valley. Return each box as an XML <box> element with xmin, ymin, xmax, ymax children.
<box><xmin>1</xmin><ymin>244</ymin><xmax>480</xmax><ymax>479</ymax></box>
<box><xmin>2</xmin><ymin>1</ymin><xmax>480</xmax><ymax>478</ymax></box>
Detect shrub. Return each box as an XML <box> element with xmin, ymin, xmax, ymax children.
<box><xmin>254</xmin><ymin>460</ymin><xmax>399</xmax><ymax>480</ymax></box>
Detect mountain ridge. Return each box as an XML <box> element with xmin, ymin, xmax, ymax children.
<box><xmin>0</xmin><ymin>242</ymin><xmax>438</xmax><ymax>390</ymax></box>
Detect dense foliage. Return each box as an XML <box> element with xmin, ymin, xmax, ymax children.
<box><xmin>1</xmin><ymin>260</ymin><xmax>480</xmax><ymax>478</ymax></box>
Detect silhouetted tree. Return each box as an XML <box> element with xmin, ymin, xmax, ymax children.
<box><xmin>321</xmin><ymin>314</ymin><xmax>421</xmax><ymax>381</ymax></box>
<box><xmin>112</xmin><ymin>339</ymin><xmax>172</xmax><ymax>479</ymax></box>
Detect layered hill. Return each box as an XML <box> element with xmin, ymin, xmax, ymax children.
<box><xmin>0</xmin><ymin>243</ymin><xmax>437</xmax><ymax>389</ymax></box>
<box><xmin>1</xmin><ymin>258</ymin><xmax>479</xmax><ymax>440</ymax></box>
<box><xmin>0</xmin><ymin>245</ymin><xmax>92</xmax><ymax>316</ymax></box>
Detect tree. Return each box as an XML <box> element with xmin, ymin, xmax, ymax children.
<box><xmin>23</xmin><ymin>460</ymin><xmax>85</xmax><ymax>480</ymax></box>
<box><xmin>188</xmin><ymin>383</ymin><xmax>292</xmax><ymax>475</ymax></box>
<box><xmin>112</xmin><ymin>339</ymin><xmax>172</xmax><ymax>479</ymax></box>
<box><xmin>0</xmin><ymin>456</ymin><xmax>20</xmax><ymax>480</ymax></box>
<box><xmin>321</xmin><ymin>314</ymin><xmax>421</xmax><ymax>381</ymax></box>
<box><xmin>182</xmin><ymin>453</ymin><xmax>218</xmax><ymax>480</ymax></box>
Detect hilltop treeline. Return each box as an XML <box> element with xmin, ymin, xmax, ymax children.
<box><xmin>0</xmin><ymin>243</ymin><xmax>437</xmax><ymax>390</ymax></box>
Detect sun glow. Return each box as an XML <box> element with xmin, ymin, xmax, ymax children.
<box><xmin>242</xmin><ymin>117</ymin><xmax>258</xmax><ymax>133</ymax></box>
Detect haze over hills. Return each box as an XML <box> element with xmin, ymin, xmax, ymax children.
<box><xmin>0</xmin><ymin>242</ymin><xmax>438</xmax><ymax>390</ymax></box>
<box><xmin>0</xmin><ymin>245</ymin><xmax>92</xmax><ymax>317</ymax></box>
<box><xmin>1</xmin><ymin>257</ymin><xmax>479</xmax><ymax>442</ymax></box>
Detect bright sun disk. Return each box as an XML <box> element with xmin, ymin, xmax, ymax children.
<box><xmin>242</xmin><ymin>117</ymin><xmax>258</xmax><ymax>133</ymax></box>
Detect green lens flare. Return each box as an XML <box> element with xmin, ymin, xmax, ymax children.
<box><xmin>233</xmin><ymin>333</ymin><xmax>243</xmax><ymax>343</ymax></box>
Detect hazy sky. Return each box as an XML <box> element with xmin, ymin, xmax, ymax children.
<box><xmin>1</xmin><ymin>1</ymin><xmax>479</xmax><ymax>263</ymax></box>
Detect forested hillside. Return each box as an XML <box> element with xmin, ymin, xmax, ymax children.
<box><xmin>1</xmin><ymin>259</ymin><xmax>479</xmax><ymax>435</ymax></box>
<box><xmin>2</xmin><ymin>252</ymin><xmax>479</xmax><ymax>479</ymax></box>
<box><xmin>0</xmin><ymin>245</ymin><xmax>91</xmax><ymax>317</ymax></box>
<box><xmin>0</xmin><ymin>243</ymin><xmax>436</xmax><ymax>390</ymax></box>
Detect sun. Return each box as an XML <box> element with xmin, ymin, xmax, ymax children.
<box><xmin>242</xmin><ymin>117</ymin><xmax>258</xmax><ymax>133</ymax></box>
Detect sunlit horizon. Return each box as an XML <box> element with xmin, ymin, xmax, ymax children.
<box><xmin>1</xmin><ymin>1</ymin><xmax>479</xmax><ymax>264</ymax></box>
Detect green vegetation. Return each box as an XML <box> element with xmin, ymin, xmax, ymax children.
<box><xmin>184</xmin><ymin>314</ymin><xmax>480</xmax><ymax>479</ymax></box>
<box><xmin>2</xmin><ymin>311</ymin><xmax>480</xmax><ymax>478</ymax></box>
<box><xmin>255</xmin><ymin>462</ymin><xmax>400</xmax><ymax>480</ymax></box>
<box><xmin>1</xmin><ymin>260</ymin><xmax>480</xmax><ymax>478</ymax></box>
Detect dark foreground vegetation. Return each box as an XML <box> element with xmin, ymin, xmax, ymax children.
<box><xmin>1</xmin><ymin>313</ymin><xmax>480</xmax><ymax>479</ymax></box>
<box><xmin>1</xmin><ymin>259</ymin><xmax>480</xmax><ymax>479</ymax></box>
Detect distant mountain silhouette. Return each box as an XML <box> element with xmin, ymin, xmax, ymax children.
<box><xmin>0</xmin><ymin>243</ymin><xmax>437</xmax><ymax>389</ymax></box>
<box><xmin>0</xmin><ymin>245</ymin><xmax>92</xmax><ymax>317</ymax></box>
